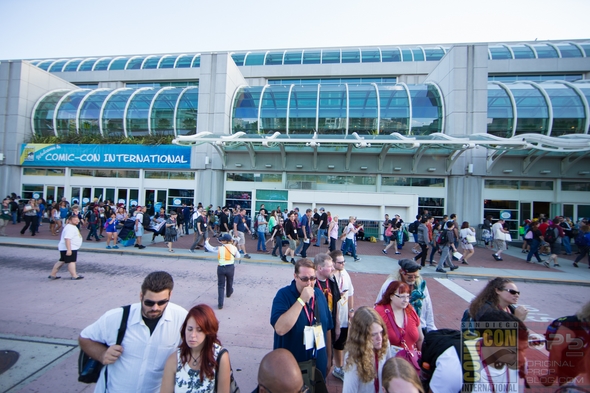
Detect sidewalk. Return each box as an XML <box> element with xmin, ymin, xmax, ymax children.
<box><xmin>2</xmin><ymin>222</ymin><xmax>589</xmax><ymax>286</ymax></box>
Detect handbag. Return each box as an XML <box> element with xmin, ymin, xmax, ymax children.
<box><xmin>384</xmin><ymin>308</ymin><xmax>421</xmax><ymax>372</ymax></box>
<box><xmin>466</xmin><ymin>235</ymin><xmax>476</xmax><ymax>244</ymax></box>
<box><xmin>78</xmin><ymin>305</ymin><xmax>130</xmax><ymax>383</ymax></box>
<box><xmin>214</xmin><ymin>348</ymin><xmax>240</xmax><ymax>393</ymax></box>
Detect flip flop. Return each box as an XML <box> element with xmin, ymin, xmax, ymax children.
<box><xmin>169</xmin><ymin>249</ymin><xmax>175</xmax><ymax>253</ymax></box>
<box><xmin>71</xmin><ymin>276</ymin><xmax>84</xmax><ymax>280</ymax></box>
<box><xmin>47</xmin><ymin>276</ymin><xmax>61</xmax><ymax>280</ymax></box>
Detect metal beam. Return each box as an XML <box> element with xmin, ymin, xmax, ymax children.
<box><xmin>522</xmin><ymin>150</ymin><xmax>549</xmax><ymax>174</ymax></box>
<box><xmin>561</xmin><ymin>151</ymin><xmax>590</xmax><ymax>175</ymax></box>
<box><xmin>345</xmin><ymin>144</ymin><xmax>353</xmax><ymax>170</ymax></box>
<box><xmin>486</xmin><ymin>150</ymin><xmax>508</xmax><ymax>173</ymax></box>
<box><xmin>378</xmin><ymin>144</ymin><xmax>391</xmax><ymax>171</ymax></box>
<box><xmin>412</xmin><ymin>145</ymin><xmax>428</xmax><ymax>174</ymax></box>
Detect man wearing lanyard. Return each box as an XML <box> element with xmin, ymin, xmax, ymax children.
<box><xmin>328</xmin><ymin>250</ymin><xmax>354</xmax><ymax>382</ymax></box>
<box><xmin>271</xmin><ymin>258</ymin><xmax>334</xmax><ymax>380</ymax></box>
<box><xmin>313</xmin><ymin>253</ymin><xmax>341</xmax><ymax>376</ymax></box>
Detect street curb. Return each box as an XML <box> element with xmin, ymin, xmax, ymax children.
<box><xmin>437</xmin><ymin>271</ymin><xmax>590</xmax><ymax>287</ymax></box>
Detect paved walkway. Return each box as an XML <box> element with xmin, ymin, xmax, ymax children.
<box><xmin>0</xmin><ymin>222</ymin><xmax>589</xmax><ymax>392</ymax></box>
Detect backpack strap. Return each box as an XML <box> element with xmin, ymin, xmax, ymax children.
<box><xmin>105</xmin><ymin>305</ymin><xmax>131</xmax><ymax>387</ymax></box>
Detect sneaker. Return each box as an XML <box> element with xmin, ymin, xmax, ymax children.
<box><xmin>543</xmin><ymin>260</ymin><xmax>550</xmax><ymax>268</ymax></box>
<box><xmin>134</xmin><ymin>244</ymin><xmax>140</xmax><ymax>248</ymax></box>
<box><xmin>189</xmin><ymin>249</ymin><xmax>196</xmax><ymax>253</ymax></box>
<box><xmin>281</xmin><ymin>256</ymin><xmax>288</xmax><ymax>263</ymax></box>
<box><xmin>573</xmin><ymin>262</ymin><xmax>579</xmax><ymax>268</ymax></box>
<box><xmin>243</xmin><ymin>254</ymin><xmax>251</xmax><ymax>259</ymax></box>
<box><xmin>112</xmin><ymin>245</ymin><xmax>119</xmax><ymax>249</ymax></box>
<box><xmin>106</xmin><ymin>245</ymin><xmax>111</xmax><ymax>249</ymax></box>
<box><xmin>332</xmin><ymin>367</ymin><xmax>344</xmax><ymax>381</ymax></box>
<box><xmin>450</xmin><ymin>265</ymin><xmax>459</xmax><ymax>271</ymax></box>
<box><xmin>291</xmin><ymin>258</ymin><xmax>296</xmax><ymax>265</ymax></box>
<box><xmin>461</xmin><ymin>260</ymin><xmax>469</xmax><ymax>265</ymax></box>
<box><xmin>395</xmin><ymin>252</ymin><xmax>401</xmax><ymax>255</ymax></box>
<box><xmin>382</xmin><ymin>249</ymin><xmax>387</xmax><ymax>255</ymax></box>
<box><xmin>138</xmin><ymin>245</ymin><xmax>146</xmax><ymax>249</ymax></box>
<box><xmin>354</xmin><ymin>258</ymin><xmax>361</xmax><ymax>262</ymax></box>
<box><xmin>436</xmin><ymin>268</ymin><xmax>447</xmax><ymax>273</ymax></box>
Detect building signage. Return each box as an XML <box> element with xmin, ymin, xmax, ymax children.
<box><xmin>19</xmin><ymin>144</ymin><xmax>191</xmax><ymax>169</ymax></box>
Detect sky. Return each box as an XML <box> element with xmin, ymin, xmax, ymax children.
<box><xmin>1</xmin><ymin>0</ymin><xmax>589</xmax><ymax>60</ymax></box>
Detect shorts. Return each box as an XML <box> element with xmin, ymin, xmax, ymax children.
<box><xmin>384</xmin><ymin>235</ymin><xmax>391</xmax><ymax>245</ymax></box>
<box><xmin>461</xmin><ymin>242</ymin><xmax>474</xmax><ymax>251</ymax></box>
<box><xmin>288</xmin><ymin>239</ymin><xmax>298</xmax><ymax>250</ymax></box>
<box><xmin>236</xmin><ymin>231</ymin><xmax>245</xmax><ymax>246</ymax></box>
<box><xmin>59</xmin><ymin>250</ymin><xmax>78</xmax><ymax>263</ymax></box>
<box><xmin>550</xmin><ymin>241</ymin><xmax>562</xmax><ymax>255</ymax></box>
<box><xmin>135</xmin><ymin>225</ymin><xmax>144</xmax><ymax>237</ymax></box>
<box><xmin>493</xmin><ymin>239</ymin><xmax>506</xmax><ymax>251</ymax></box>
<box><xmin>333</xmin><ymin>327</ymin><xmax>348</xmax><ymax>350</ymax></box>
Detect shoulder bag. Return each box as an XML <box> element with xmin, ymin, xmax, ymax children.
<box><xmin>384</xmin><ymin>308</ymin><xmax>421</xmax><ymax>372</ymax></box>
<box><xmin>78</xmin><ymin>304</ymin><xmax>131</xmax><ymax>383</ymax></box>
<box><xmin>214</xmin><ymin>347</ymin><xmax>240</xmax><ymax>393</ymax></box>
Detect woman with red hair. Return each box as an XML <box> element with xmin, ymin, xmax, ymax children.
<box><xmin>375</xmin><ymin>281</ymin><xmax>423</xmax><ymax>351</ymax></box>
<box><xmin>161</xmin><ymin>304</ymin><xmax>233</xmax><ymax>393</ymax></box>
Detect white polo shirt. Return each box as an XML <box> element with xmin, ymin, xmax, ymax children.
<box><xmin>80</xmin><ymin>302</ymin><xmax>187</xmax><ymax>393</ymax></box>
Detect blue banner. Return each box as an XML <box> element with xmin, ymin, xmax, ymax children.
<box><xmin>20</xmin><ymin>144</ymin><xmax>191</xmax><ymax>169</ymax></box>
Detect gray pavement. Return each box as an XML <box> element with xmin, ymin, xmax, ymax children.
<box><xmin>0</xmin><ymin>232</ymin><xmax>589</xmax><ymax>392</ymax></box>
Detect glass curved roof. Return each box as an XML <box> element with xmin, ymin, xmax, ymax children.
<box><xmin>32</xmin><ymin>86</ymin><xmax>199</xmax><ymax>137</ymax></box>
<box><xmin>27</xmin><ymin>41</ymin><xmax>589</xmax><ymax>73</ymax></box>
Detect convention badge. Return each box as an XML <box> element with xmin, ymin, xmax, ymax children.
<box><xmin>304</xmin><ymin>326</ymin><xmax>315</xmax><ymax>350</ymax></box>
<box><xmin>313</xmin><ymin>324</ymin><xmax>325</xmax><ymax>350</ymax></box>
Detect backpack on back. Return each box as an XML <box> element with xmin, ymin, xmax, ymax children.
<box><xmin>420</xmin><ymin>329</ymin><xmax>463</xmax><ymax>392</ymax></box>
<box><xmin>437</xmin><ymin>229</ymin><xmax>448</xmax><ymax>245</ymax></box>
<box><xmin>544</xmin><ymin>227</ymin><xmax>558</xmax><ymax>244</ymax></box>
<box><xmin>142</xmin><ymin>212</ymin><xmax>151</xmax><ymax>229</ymax></box>
<box><xmin>409</xmin><ymin>221</ymin><xmax>419</xmax><ymax>234</ymax></box>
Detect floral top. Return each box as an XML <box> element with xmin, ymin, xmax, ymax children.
<box><xmin>175</xmin><ymin>344</ymin><xmax>221</xmax><ymax>393</ymax></box>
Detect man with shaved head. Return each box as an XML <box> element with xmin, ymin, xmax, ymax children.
<box><xmin>252</xmin><ymin>349</ymin><xmax>307</xmax><ymax>393</ymax></box>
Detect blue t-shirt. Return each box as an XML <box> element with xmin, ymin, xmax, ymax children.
<box><xmin>270</xmin><ymin>280</ymin><xmax>334</xmax><ymax>378</ymax></box>
<box><xmin>233</xmin><ymin>214</ymin><xmax>247</xmax><ymax>232</ymax></box>
<box><xmin>300</xmin><ymin>215</ymin><xmax>311</xmax><ymax>238</ymax></box>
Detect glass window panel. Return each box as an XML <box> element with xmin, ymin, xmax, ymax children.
<box><xmin>508</xmin><ymin>84</ymin><xmax>549</xmax><ymax>135</ymax></box>
<box><xmin>63</xmin><ymin>59</ymin><xmax>83</xmax><ymax>72</ymax></box>
<box><xmin>151</xmin><ymin>87</ymin><xmax>183</xmax><ymax>135</ymax></box>
<box><xmin>411</xmin><ymin>178</ymin><xmax>445</xmax><ymax>187</ymax></box>
<box><xmin>109</xmin><ymin>57</ymin><xmax>128</xmax><ymax>70</ymax></box>
<box><xmin>424</xmin><ymin>48</ymin><xmax>445</xmax><ymax>61</ymax></box>
<box><xmin>579</xmin><ymin>43</ymin><xmax>590</xmax><ymax>57</ymax></box>
<box><xmin>381</xmin><ymin>177</ymin><xmax>411</xmax><ymax>186</ymax></box>
<box><xmin>322</xmin><ymin>50</ymin><xmax>341</xmax><ymax>64</ymax></box>
<box><xmin>265</xmin><ymin>52</ymin><xmax>284</xmax><ymax>65</ymax></box>
<box><xmin>159</xmin><ymin>56</ymin><xmax>178</xmax><ymax>69</ymax></box>
<box><xmin>55</xmin><ymin>91</ymin><xmax>89</xmax><ymax>136</ymax></box>
<box><xmin>562</xmin><ymin>182</ymin><xmax>590</xmax><ymax>191</ymax></box>
<box><xmin>102</xmin><ymin>89</ymin><xmax>134</xmax><ymax>137</ymax></box>
<box><xmin>520</xmin><ymin>181</ymin><xmax>553</xmax><ymax>190</ymax></box>
<box><xmin>348</xmin><ymin>85</ymin><xmax>378</xmax><ymax>135</ymax></box>
<box><xmin>378</xmin><ymin>85</ymin><xmax>409</xmax><ymax>134</ymax></box>
<box><xmin>191</xmin><ymin>55</ymin><xmax>201</xmax><ymax>67</ymax></box>
<box><xmin>22</xmin><ymin>184</ymin><xmax>44</xmax><ymax>200</ymax></box>
<box><xmin>175</xmin><ymin>55</ymin><xmax>193</xmax><ymax>68</ymax></box>
<box><xmin>245</xmin><ymin>52</ymin><xmax>265</xmax><ymax>66</ymax></box>
<box><xmin>532</xmin><ymin>44</ymin><xmax>558</xmax><ymax>59</ymax></box>
<box><xmin>556</xmin><ymin>44</ymin><xmax>582</xmax><ymax>58</ymax></box>
<box><xmin>487</xmin><ymin>84</ymin><xmax>514</xmax><ymax>138</ymax></box>
<box><xmin>78</xmin><ymin>58</ymin><xmax>98</xmax><ymax>71</ymax></box>
<box><xmin>489</xmin><ymin>46</ymin><xmax>513</xmax><ymax>60</ymax></box>
<box><xmin>126</xmin><ymin>89</ymin><xmax>158</xmax><ymax>137</ymax></box>
<box><xmin>33</xmin><ymin>91</ymin><xmax>71</xmax><ymax>136</ymax></box>
<box><xmin>126</xmin><ymin>57</ymin><xmax>145</xmax><ymax>70</ymax></box>
<box><xmin>419</xmin><ymin>197</ymin><xmax>445</xmax><ymax>218</ymax></box>
<box><xmin>318</xmin><ymin>85</ymin><xmax>346</xmax><ymax>135</ymax></box>
<box><xmin>361</xmin><ymin>49</ymin><xmax>381</xmax><ymax>63</ymax></box>
<box><xmin>302</xmin><ymin>51</ymin><xmax>321</xmax><ymax>64</ymax></box>
<box><xmin>510</xmin><ymin>45</ymin><xmax>535</xmax><ymax>59</ymax></box>
<box><xmin>409</xmin><ymin>85</ymin><xmax>442</xmax><ymax>135</ymax></box>
<box><xmin>260</xmin><ymin>85</ymin><xmax>289</xmax><ymax>133</ymax></box>
<box><xmin>37</xmin><ymin>60</ymin><xmax>55</xmax><ymax>71</ymax></box>
<box><xmin>484</xmin><ymin>180</ymin><xmax>519</xmax><ymax>189</ymax></box>
<box><xmin>142</xmin><ymin>56</ymin><xmax>162</xmax><ymax>69</ymax></box>
<box><xmin>79</xmin><ymin>89</ymin><xmax>112</xmax><ymax>134</ymax></box>
<box><xmin>48</xmin><ymin>60</ymin><xmax>68</xmax><ymax>72</ymax></box>
<box><xmin>543</xmin><ymin>84</ymin><xmax>585</xmax><ymax>136</ymax></box>
<box><xmin>288</xmin><ymin>85</ymin><xmax>318</xmax><ymax>134</ymax></box>
<box><xmin>231</xmin><ymin>53</ymin><xmax>246</xmax><ymax>66</ymax></box>
<box><xmin>232</xmin><ymin>86</ymin><xmax>263</xmax><ymax>134</ymax></box>
<box><xmin>284</xmin><ymin>51</ymin><xmax>302</xmax><ymax>65</ymax></box>
<box><xmin>93</xmin><ymin>58</ymin><xmax>113</xmax><ymax>71</ymax></box>
<box><xmin>341</xmin><ymin>50</ymin><xmax>360</xmax><ymax>63</ymax></box>
<box><xmin>411</xmin><ymin>48</ymin><xmax>424</xmax><ymax>61</ymax></box>
<box><xmin>176</xmin><ymin>88</ymin><xmax>198</xmax><ymax>136</ymax></box>
<box><xmin>401</xmin><ymin>49</ymin><xmax>413</xmax><ymax>61</ymax></box>
<box><xmin>381</xmin><ymin>48</ymin><xmax>401</xmax><ymax>62</ymax></box>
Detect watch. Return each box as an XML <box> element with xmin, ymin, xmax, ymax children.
<box><xmin>348</xmin><ymin>308</ymin><xmax>354</xmax><ymax>313</ymax></box>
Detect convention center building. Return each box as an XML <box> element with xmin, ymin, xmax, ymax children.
<box><xmin>1</xmin><ymin>39</ymin><xmax>590</xmax><ymax>237</ymax></box>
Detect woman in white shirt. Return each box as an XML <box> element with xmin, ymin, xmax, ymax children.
<box><xmin>459</xmin><ymin>221</ymin><xmax>476</xmax><ymax>264</ymax></box>
<box><xmin>343</xmin><ymin>306</ymin><xmax>395</xmax><ymax>393</ymax></box>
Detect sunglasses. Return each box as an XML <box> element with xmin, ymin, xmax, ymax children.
<box><xmin>297</xmin><ymin>276</ymin><xmax>317</xmax><ymax>282</ymax></box>
<box><xmin>502</xmin><ymin>289</ymin><xmax>520</xmax><ymax>295</ymax></box>
<box><xmin>334</xmin><ymin>260</ymin><xmax>345</xmax><ymax>265</ymax></box>
<box><xmin>143</xmin><ymin>299</ymin><xmax>169</xmax><ymax>307</ymax></box>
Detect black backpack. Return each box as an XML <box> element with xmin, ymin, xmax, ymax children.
<box><xmin>544</xmin><ymin>227</ymin><xmax>558</xmax><ymax>244</ymax></box>
<box><xmin>436</xmin><ymin>229</ymin><xmax>448</xmax><ymax>245</ymax></box>
<box><xmin>142</xmin><ymin>212</ymin><xmax>151</xmax><ymax>229</ymax></box>
<box><xmin>420</xmin><ymin>329</ymin><xmax>463</xmax><ymax>392</ymax></box>
<box><xmin>78</xmin><ymin>305</ymin><xmax>131</xmax><ymax>383</ymax></box>
<box><xmin>409</xmin><ymin>221</ymin><xmax>419</xmax><ymax>234</ymax></box>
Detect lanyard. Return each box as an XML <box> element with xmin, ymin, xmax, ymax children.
<box><xmin>302</xmin><ymin>298</ymin><xmax>315</xmax><ymax>325</ymax></box>
<box><xmin>373</xmin><ymin>351</ymin><xmax>380</xmax><ymax>393</ymax></box>
<box><xmin>477</xmin><ymin>340</ymin><xmax>510</xmax><ymax>393</ymax></box>
<box><xmin>316</xmin><ymin>279</ymin><xmax>331</xmax><ymax>295</ymax></box>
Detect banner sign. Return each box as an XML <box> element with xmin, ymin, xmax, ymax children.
<box><xmin>20</xmin><ymin>144</ymin><xmax>191</xmax><ymax>169</ymax></box>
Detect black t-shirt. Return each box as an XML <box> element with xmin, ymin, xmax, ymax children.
<box><xmin>319</xmin><ymin>213</ymin><xmax>328</xmax><ymax>229</ymax></box>
<box><xmin>285</xmin><ymin>219</ymin><xmax>298</xmax><ymax>240</ymax></box>
<box><xmin>142</xmin><ymin>315</ymin><xmax>162</xmax><ymax>335</ymax></box>
<box><xmin>219</xmin><ymin>212</ymin><xmax>229</xmax><ymax>231</ymax></box>
<box><xmin>313</xmin><ymin>213</ymin><xmax>320</xmax><ymax>226</ymax></box>
<box><xmin>196</xmin><ymin>215</ymin><xmax>206</xmax><ymax>232</ymax></box>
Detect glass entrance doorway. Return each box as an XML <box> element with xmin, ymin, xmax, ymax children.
<box><xmin>145</xmin><ymin>189</ymin><xmax>167</xmax><ymax>215</ymax></box>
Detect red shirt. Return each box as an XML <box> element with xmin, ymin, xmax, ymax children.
<box><xmin>375</xmin><ymin>303</ymin><xmax>421</xmax><ymax>349</ymax></box>
<box><xmin>539</xmin><ymin>222</ymin><xmax>549</xmax><ymax>235</ymax></box>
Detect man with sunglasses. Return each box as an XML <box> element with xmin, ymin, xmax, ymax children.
<box><xmin>271</xmin><ymin>258</ymin><xmax>334</xmax><ymax>382</ymax></box>
<box><xmin>376</xmin><ymin>259</ymin><xmax>437</xmax><ymax>333</ymax></box>
<box><xmin>79</xmin><ymin>271</ymin><xmax>187</xmax><ymax>393</ymax></box>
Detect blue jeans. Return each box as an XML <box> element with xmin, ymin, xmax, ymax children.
<box><xmin>273</xmin><ymin>237</ymin><xmax>284</xmax><ymax>257</ymax></box>
<box><xmin>562</xmin><ymin>236</ymin><xmax>572</xmax><ymax>254</ymax></box>
<box><xmin>11</xmin><ymin>212</ymin><xmax>17</xmax><ymax>224</ymax></box>
<box><xmin>345</xmin><ymin>238</ymin><xmax>357</xmax><ymax>259</ymax></box>
<box><xmin>316</xmin><ymin>228</ymin><xmax>327</xmax><ymax>246</ymax></box>
<box><xmin>257</xmin><ymin>230</ymin><xmax>267</xmax><ymax>251</ymax></box>
<box><xmin>87</xmin><ymin>223</ymin><xmax>99</xmax><ymax>240</ymax></box>
<box><xmin>526</xmin><ymin>239</ymin><xmax>543</xmax><ymax>262</ymax></box>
